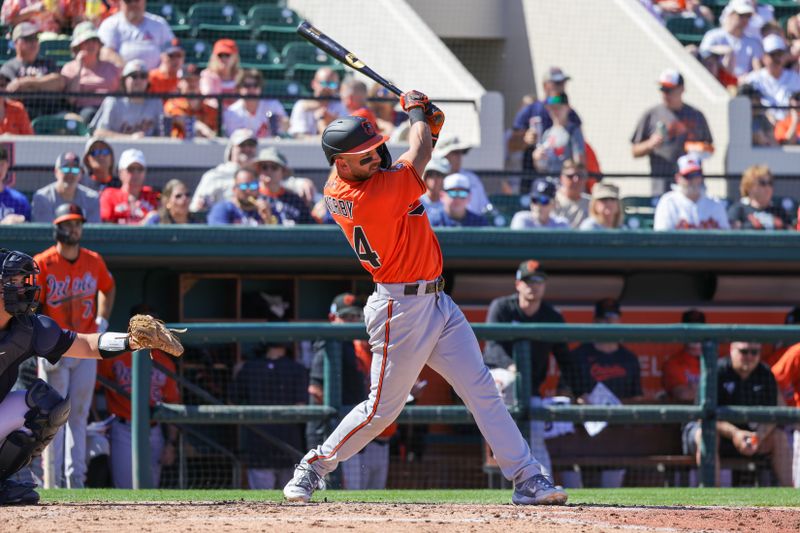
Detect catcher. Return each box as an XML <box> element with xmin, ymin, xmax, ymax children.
<box><xmin>0</xmin><ymin>249</ymin><xmax>184</xmax><ymax>505</ymax></box>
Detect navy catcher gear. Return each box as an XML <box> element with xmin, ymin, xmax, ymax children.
<box><xmin>0</xmin><ymin>249</ymin><xmax>40</xmax><ymax>318</ymax></box>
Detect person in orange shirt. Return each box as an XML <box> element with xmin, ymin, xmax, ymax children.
<box><xmin>773</xmin><ymin>91</ymin><xmax>800</xmax><ymax>145</ymax></box>
<box><xmin>771</xmin><ymin>341</ymin><xmax>800</xmax><ymax>488</ymax></box>
<box><xmin>662</xmin><ymin>308</ymin><xmax>708</xmax><ymax>403</ymax></box>
<box><xmin>0</xmin><ymin>73</ymin><xmax>32</xmax><ymax>135</ymax></box>
<box><xmin>148</xmin><ymin>38</ymin><xmax>184</xmax><ymax>96</ymax></box>
<box><xmin>284</xmin><ymin>94</ymin><xmax>567</xmax><ymax>506</ymax></box>
<box><xmin>34</xmin><ymin>203</ymin><xmax>115</xmax><ymax>489</ymax></box>
<box><xmin>163</xmin><ymin>63</ymin><xmax>218</xmax><ymax>139</ymax></box>
<box><xmin>97</xmin><ymin>305</ymin><xmax>180</xmax><ymax>489</ymax></box>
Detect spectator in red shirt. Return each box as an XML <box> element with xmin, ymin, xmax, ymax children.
<box><xmin>99</xmin><ymin>148</ymin><xmax>158</xmax><ymax>224</ymax></box>
<box><xmin>662</xmin><ymin>308</ymin><xmax>707</xmax><ymax>403</ymax></box>
<box><xmin>0</xmin><ymin>72</ymin><xmax>33</xmax><ymax>135</ymax></box>
<box><xmin>148</xmin><ymin>38</ymin><xmax>184</xmax><ymax>95</ymax></box>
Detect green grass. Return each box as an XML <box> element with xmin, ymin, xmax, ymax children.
<box><xmin>39</xmin><ymin>488</ymin><xmax>800</xmax><ymax>507</ymax></box>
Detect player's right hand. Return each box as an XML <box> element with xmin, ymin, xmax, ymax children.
<box><xmin>425</xmin><ymin>103</ymin><xmax>445</xmax><ymax>147</ymax></box>
<box><xmin>400</xmin><ymin>90</ymin><xmax>429</xmax><ymax>112</ymax></box>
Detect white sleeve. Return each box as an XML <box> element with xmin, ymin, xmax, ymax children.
<box><xmin>509</xmin><ymin>211</ymin><xmax>528</xmax><ymax>230</ymax></box>
<box><xmin>653</xmin><ymin>197</ymin><xmax>673</xmax><ymax>231</ymax></box>
<box><xmin>714</xmin><ymin>202</ymin><xmax>730</xmax><ymax>229</ymax></box>
<box><xmin>190</xmin><ymin>170</ymin><xmax>216</xmax><ymax>212</ymax></box>
<box><xmin>288</xmin><ymin>102</ymin><xmax>313</xmax><ymax>136</ymax></box>
<box><xmin>97</xmin><ymin>18</ymin><xmax>119</xmax><ymax>50</ymax></box>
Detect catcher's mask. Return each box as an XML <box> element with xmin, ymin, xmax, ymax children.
<box><xmin>52</xmin><ymin>203</ymin><xmax>86</xmax><ymax>245</ymax></box>
<box><xmin>321</xmin><ymin>116</ymin><xmax>392</xmax><ymax>169</ymax></box>
<box><xmin>0</xmin><ymin>248</ymin><xmax>40</xmax><ymax>317</ymax></box>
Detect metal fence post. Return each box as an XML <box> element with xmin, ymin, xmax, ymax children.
<box><xmin>132</xmin><ymin>349</ymin><xmax>153</xmax><ymax>489</ymax></box>
<box><xmin>322</xmin><ymin>341</ymin><xmax>343</xmax><ymax>488</ymax></box>
<box><xmin>698</xmin><ymin>339</ymin><xmax>718</xmax><ymax>487</ymax></box>
<box><xmin>513</xmin><ymin>341</ymin><xmax>532</xmax><ymax>441</ymax></box>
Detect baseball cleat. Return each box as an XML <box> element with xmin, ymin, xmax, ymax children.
<box><xmin>0</xmin><ymin>479</ymin><xmax>40</xmax><ymax>506</ymax></box>
<box><xmin>283</xmin><ymin>462</ymin><xmax>326</xmax><ymax>503</ymax></box>
<box><xmin>511</xmin><ymin>474</ymin><xmax>568</xmax><ymax>505</ymax></box>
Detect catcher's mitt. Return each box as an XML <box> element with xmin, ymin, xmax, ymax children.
<box><xmin>128</xmin><ymin>314</ymin><xmax>186</xmax><ymax>357</ymax></box>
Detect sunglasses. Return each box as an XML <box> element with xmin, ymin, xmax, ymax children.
<box><xmin>737</xmin><ymin>348</ymin><xmax>760</xmax><ymax>356</ymax></box>
<box><xmin>241</xmin><ymin>82</ymin><xmax>260</xmax><ymax>89</ymax></box>
<box><xmin>60</xmin><ymin>166</ymin><xmax>81</xmax><ymax>174</ymax></box>
<box><xmin>217</xmin><ymin>53</ymin><xmax>232</xmax><ymax>59</ymax></box>
<box><xmin>446</xmin><ymin>189</ymin><xmax>469</xmax><ymax>199</ymax></box>
<box><xmin>319</xmin><ymin>81</ymin><xmax>339</xmax><ymax>89</ymax></box>
<box><xmin>757</xmin><ymin>179</ymin><xmax>773</xmax><ymax>187</ymax></box>
<box><xmin>237</xmin><ymin>182</ymin><xmax>259</xmax><ymax>191</ymax></box>
<box><xmin>90</xmin><ymin>147</ymin><xmax>111</xmax><ymax>157</ymax></box>
<box><xmin>531</xmin><ymin>197</ymin><xmax>552</xmax><ymax>206</ymax></box>
<box><xmin>128</xmin><ymin>73</ymin><xmax>148</xmax><ymax>80</ymax></box>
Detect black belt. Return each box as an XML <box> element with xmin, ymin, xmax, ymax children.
<box><xmin>403</xmin><ymin>277</ymin><xmax>445</xmax><ymax>296</ymax></box>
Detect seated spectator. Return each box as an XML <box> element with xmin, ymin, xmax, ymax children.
<box><xmin>532</xmin><ymin>93</ymin><xmax>585</xmax><ymax>176</ymax></box>
<box><xmin>98</xmin><ymin>0</ymin><xmax>174</xmax><ymax>70</ymax></box>
<box><xmin>427</xmin><ymin>174</ymin><xmax>487</xmax><ymax>228</ymax></box>
<box><xmin>289</xmin><ymin>67</ymin><xmax>346</xmax><ymax>137</ymax></box>
<box><xmin>1</xmin><ymin>0</ymin><xmax>81</xmax><ymax>34</ymax></box>
<box><xmin>207</xmin><ymin>167</ymin><xmax>275</xmax><ymax>226</ymax></box>
<box><xmin>697</xmin><ymin>44</ymin><xmax>738</xmax><ymax>90</ymax></box>
<box><xmin>163</xmin><ymin>63</ymin><xmax>218</xmax><ymax>139</ymax></box>
<box><xmin>700</xmin><ymin>0</ymin><xmax>763</xmax><ymax>78</ymax></box>
<box><xmin>253</xmin><ymin>147</ymin><xmax>313</xmax><ymax>225</ymax></box>
<box><xmin>200</xmin><ymin>39</ymin><xmax>241</xmax><ymax>108</ymax></box>
<box><xmin>0</xmin><ymin>72</ymin><xmax>33</xmax><ymax>134</ymax></box>
<box><xmin>719</xmin><ymin>0</ymin><xmax>774</xmax><ymax>40</ymax></box>
<box><xmin>662</xmin><ymin>308</ymin><xmax>707</xmax><ymax>403</ymax></box>
<box><xmin>653</xmin><ymin>155</ymin><xmax>729</xmax><ymax>230</ymax></box>
<box><xmin>99</xmin><ymin>148</ymin><xmax>158</xmax><ymax>224</ymax></box>
<box><xmin>148</xmin><ymin>38</ymin><xmax>183</xmax><ymax>95</ymax></box>
<box><xmin>738</xmin><ymin>83</ymin><xmax>777</xmax><ymax>146</ymax></box>
<box><xmin>0</xmin><ymin>22</ymin><xmax>66</xmax><ymax>118</ymax></box>
<box><xmin>223</xmin><ymin>69</ymin><xmax>287</xmax><ymax>138</ymax></box>
<box><xmin>510</xmin><ymin>177</ymin><xmax>570</xmax><ymax>230</ymax></box>
<box><xmin>190</xmin><ymin>128</ymin><xmax>257</xmax><ymax>212</ymax></box>
<box><xmin>435</xmin><ymin>136</ymin><xmax>490</xmax><ymax>215</ymax></box>
<box><xmin>90</xmin><ymin>59</ymin><xmax>164</xmax><ymax>137</ymax></box>
<box><xmin>553</xmin><ymin>159</ymin><xmax>590</xmax><ymax>228</ymax></box>
<box><xmin>773</xmin><ymin>91</ymin><xmax>800</xmax><ymax>145</ymax></box>
<box><xmin>728</xmin><ymin>164</ymin><xmax>790</xmax><ymax>230</ymax></box>
<box><xmin>418</xmin><ymin>156</ymin><xmax>451</xmax><ymax>223</ymax></box>
<box><xmin>743</xmin><ymin>35</ymin><xmax>800</xmax><ymax>122</ymax></box>
<box><xmin>0</xmin><ymin>144</ymin><xmax>29</xmax><ymax>223</ymax></box>
<box><xmin>558</xmin><ymin>297</ymin><xmax>643</xmax><ymax>488</ymax></box>
<box><xmin>683</xmin><ymin>341</ymin><xmax>793</xmax><ymax>487</ymax></box>
<box><xmin>771</xmin><ymin>341</ymin><xmax>800</xmax><ymax>488</ymax></box>
<box><xmin>340</xmin><ymin>78</ymin><xmax>378</xmax><ymax>127</ymax></box>
<box><xmin>61</xmin><ymin>21</ymin><xmax>121</xmax><ymax>124</ymax></box>
<box><xmin>367</xmin><ymin>83</ymin><xmax>406</xmax><ymax>137</ymax></box>
<box><xmin>81</xmin><ymin>136</ymin><xmax>120</xmax><ymax>192</ymax></box>
<box><xmin>142</xmin><ymin>178</ymin><xmax>196</xmax><ymax>225</ymax></box>
<box><xmin>31</xmin><ymin>151</ymin><xmax>100</xmax><ymax>223</ymax></box>
<box><xmin>579</xmin><ymin>182</ymin><xmax>622</xmax><ymax>230</ymax></box>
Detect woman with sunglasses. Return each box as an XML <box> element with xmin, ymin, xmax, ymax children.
<box><xmin>510</xmin><ymin>177</ymin><xmax>570</xmax><ymax>230</ymax></box>
<box><xmin>200</xmin><ymin>39</ymin><xmax>241</xmax><ymax>109</ymax></box>
<box><xmin>81</xmin><ymin>136</ymin><xmax>120</xmax><ymax>192</ymax></box>
<box><xmin>142</xmin><ymin>179</ymin><xmax>196</xmax><ymax>225</ymax></box>
<box><xmin>728</xmin><ymin>164</ymin><xmax>791</xmax><ymax>230</ymax></box>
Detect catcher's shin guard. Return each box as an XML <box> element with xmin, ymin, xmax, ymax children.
<box><xmin>0</xmin><ymin>379</ymin><xmax>70</xmax><ymax>480</ymax></box>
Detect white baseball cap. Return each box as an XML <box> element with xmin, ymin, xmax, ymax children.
<box><xmin>424</xmin><ymin>157</ymin><xmax>451</xmax><ymax>176</ymax></box>
<box><xmin>118</xmin><ymin>148</ymin><xmax>146</xmax><ymax>170</ymax></box>
<box><xmin>658</xmin><ymin>69</ymin><xmax>684</xmax><ymax>90</ymax></box>
<box><xmin>443</xmin><ymin>173</ymin><xmax>470</xmax><ymax>191</ymax></box>
<box><xmin>729</xmin><ymin>0</ymin><xmax>755</xmax><ymax>15</ymax></box>
<box><xmin>763</xmin><ymin>34</ymin><xmax>787</xmax><ymax>54</ymax></box>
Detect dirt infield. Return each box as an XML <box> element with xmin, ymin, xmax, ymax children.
<box><xmin>6</xmin><ymin>502</ymin><xmax>800</xmax><ymax>532</ymax></box>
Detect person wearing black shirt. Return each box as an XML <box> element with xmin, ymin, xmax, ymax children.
<box><xmin>482</xmin><ymin>259</ymin><xmax>571</xmax><ymax>477</ymax></box>
<box><xmin>684</xmin><ymin>342</ymin><xmax>792</xmax><ymax>486</ymax></box>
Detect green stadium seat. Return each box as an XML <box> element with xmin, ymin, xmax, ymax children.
<box><xmin>237</xmin><ymin>40</ymin><xmax>280</xmax><ymax>68</ymax></box>
<box><xmin>621</xmin><ymin>195</ymin><xmax>659</xmax><ymax>230</ymax></box>
<box><xmin>180</xmin><ymin>38</ymin><xmax>211</xmax><ymax>66</ymax></box>
<box><xmin>0</xmin><ymin>38</ymin><xmax>16</xmax><ymax>61</ymax></box>
<box><xmin>262</xmin><ymin>79</ymin><xmax>310</xmax><ymax>113</ymax></box>
<box><xmin>250</xmin><ymin>7</ymin><xmax>303</xmax><ymax>52</ymax></box>
<box><xmin>187</xmin><ymin>2</ymin><xmax>251</xmax><ymax>41</ymax></box>
<box><xmin>38</xmin><ymin>39</ymin><xmax>72</xmax><ymax>67</ymax></box>
<box><xmin>762</xmin><ymin>0</ymin><xmax>800</xmax><ymax>21</ymax></box>
<box><xmin>281</xmin><ymin>42</ymin><xmax>343</xmax><ymax>85</ymax></box>
<box><xmin>147</xmin><ymin>2</ymin><xmax>192</xmax><ymax>37</ymax></box>
<box><xmin>665</xmin><ymin>16</ymin><xmax>712</xmax><ymax>45</ymax></box>
<box><xmin>488</xmin><ymin>194</ymin><xmax>526</xmax><ymax>223</ymax></box>
<box><xmin>31</xmin><ymin>114</ymin><xmax>89</xmax><ymax>136</ymax></box>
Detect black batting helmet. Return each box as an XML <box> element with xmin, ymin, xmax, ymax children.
<box><xmin>0</xmin><ymin>249</ymin><xmax>40</xmax><ymax>317</ymax></box>
<box><xmin>321</xmin><ymin>116</ymin><xmax>392</xmax><ymax>169</ymax></box>
<box><xmin>53</xmin><ymin>203</ymin><xmax>86</xmax><ymax>226</ymax></box>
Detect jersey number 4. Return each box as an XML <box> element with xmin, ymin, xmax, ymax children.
<box><xmin>353</xmin><ymin>226</ymin><xmax>381</xmax><ymax>268</ymax></box>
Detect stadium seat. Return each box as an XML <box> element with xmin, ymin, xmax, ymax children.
<box><xmin>488</xmin><ymin>194</ymin><xmax>527</xmax><ymax>224</ymax></box>
<box><xmin>250</xmin><ymin>6</ymin><xmax>303</xmax><ymax>52</ymax></box>
<box><xmin>237</xmin><ymin>40</ymin><xmax>285</xmax><ymax>79</ymax></box>
<box><xmin>187</xmin><ymin>3</ymin><xmax>251</xmax><ymax>41</ymax></box>
<box><xmin>38</xmin><ymin>39</ymin><xmax>72</xmax><ymax>67</ymax></box>
<box><xmin>282</xmin><ymin>42</ymin><xmax>343</xmax><ymax>86</ymax></box>
<box><xmin>180</xmin><ymin>38</ymin><xmax>211</xmax><ymax>66</ymax></box>
<box><xmin>147</xmin><ymin>2</ymin><xmax>191</xmax><ymax>37</ymax></box>
<box><xmin>665</xmin><ymin>16</ymin><xmax>712</xmax><ymax>45</ymax></box>
<box><xmin>31</xmin><ymin>114</ymin><xmax>89</xmax><ymax>136</ymax></box>
<box><xmin>262</xmin><ymin>79</ymin><xmax>310</xmax><ymax>113</ymax></box>
<box><xmin>621</xmin><ymin>196</ymin><xmax>659</xmax><ymax>230</ymax></box>
<box><xmin>0</xmin><ymin>38</ymin><xmax>16</xmax><ymax>61</ymax></box>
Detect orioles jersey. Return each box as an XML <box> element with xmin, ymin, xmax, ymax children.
<box><xmin>34</xmin><ymin>246</ymin><xmax>115</xmax><ymax>333</ymax></box>
<box><xmin>323</xmin><ymin>160</ymin><xmax>442</xmax><ymax>283</ymax></box>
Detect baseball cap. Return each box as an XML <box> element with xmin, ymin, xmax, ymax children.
<box><xmin>11</xmin><ymin>22</ymin><xmax>38</xmax><ymax>42</ymax></box>
<box><xmin>180</xmin><ymin>63</ymin><xmax>200</xmax><ymax>79</ymax></box>
<box><xmin>53</xmin><ymin>203</ymin><xmax>86</xmax><ymax>225</ymax></box>
<box><xmin>763</xmin><ymin>34</ymin><xmax>787</xmax><ymax>54</ymax></box>
<box><xmin>443</xmin><ymin>173</ymin><xmax>470</xmax><ymax>191</ymax></box>
<box><xmin>737</xmin><ymin>83</ymin><xmax>761</xmax><ymax>98</ymax></box>
<box><xmin>118</xmin><ymin>148</ymin><xmax>146</xmax><ymax>170</ymax></box>
<box><xmin>55</xmin><ymin>151</ymin><xmax>81</xmax><ymax>169</ymax></box>
<box><xmin>681</xmin><ymin>308</ymin><xmax>706</xmax><ymax>324</ymax></box>
<box><xmin>212</xmin><ymin>38</ymin><xmax>238</xmax><ymax>57</ymax></box>
<box><xmin>163</xmin><ymin>37</ymin><xmax>184</xmax><ymax>55</ymax></box>
<box><xmin>122</xmin><ymin>59</ymin><xmax>148</xmax><ymax>78</ymax></box>
<box><xmin>658</xmin><ymin>69</ymin><xmax>684</xmax><ymax>90</ymax></box>
<box><xmin>424</xmin><ymin>157</ymin><xmax>451</xmax><ymax>176</ymax></box>
<box><xmin>677</xmin><ymin>155</ymin><xmax>702</xmax><ymax>177</ymax></box>
<box><xmin>229</xmin><ymin>128</ymin><xmax>257</xmax><ymax>147</ymax></box>
<box><xmin>543</xmin><ymin>67</ymin><xmax>570</xmax><ymax>84</ymax></box>
<box><xmin>530</xmin><ymin>177</ymin><xmax>557</xmax><ymax>200</ymax></box>
<box><xmin>330</xmin><ymin>293</ymin><xmax>363</xmax><ymax>317</ymax></box>
<box><xmin>591</xmin><ymin>182</ymin><xmax>619</xmax><ymax>201</ymax></box>
<box><xmin>516</xmin><ymin>259</ymin><xmax>547</xmax><ymax>282</ymax></box>
<box><xmin>253</xmin><ymin>146</ymin><xmax>288</xmax><ymax>168</ymax></box>
<box><xmin>544</xmin><ymin>93</ymin><xmax>569</xmax><ymax>106</ymax></box>
<box><xmin>70</xmin><ymin>21</ymin><xmax>100</xmax><ymax>50</ymax></box>
<box><xmin>785</xmin><ymin>306</ymin><xmax>800</xmax><ymax>325</ymax></box>
<box><xmin>729</xmin><ymin>0</ymin><xmax>755</xmax><ymax>15</ymax></box>
<box><xmin>594</xmin><ymin>297</ymin><xmax>621</xmax><ymax>320</ymax></box>
<box><xmin>434</xmin><ymin>136</ymin><xmax>473</xmax><ymax>157</ymax></box>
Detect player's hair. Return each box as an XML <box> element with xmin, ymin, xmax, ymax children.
<box><xmin>740</xmin><ymin>164</ymin><xmax>772</xmax><ymax>198</ymax></box>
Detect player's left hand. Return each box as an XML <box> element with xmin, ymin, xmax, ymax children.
<box><xmin>400</xmin><ymin>90</ymin><xmax>429</xmax><ymax>112</ymax></box>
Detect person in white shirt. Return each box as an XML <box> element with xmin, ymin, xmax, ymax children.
<box><xmin>98</xmin><ymin>0</ymin><xmax>174</xmax><ymax>71</ymax></box>
<box><xmin>189</xmin><ymin>129</ymin><xmax>258</xmax><ymax>213</ymax></box>
<box><xmin>434</xmin><ymin>136</ymin><xmax>490</xmax><ymax>216</ymax></box>
<box><xmin>288</xmin><ymin>67</ymin><xmax>346</xmax><ymax>137</ymax></box>
<box><xmin>699</xmin><ymin>0</ymin><xmax>763</xmax><ymax>78</ymax></box>
<box><xmin>743</xmin><ymin>34</ymin><xmax>800</xmax><ymax>121</ymax></box>
<box><xmin>223</xmin><ymin>69</ymin><xmax>287</xmax><ymax>138</ymax></box>
<box><xmin>553</xmin><ymin>159</ymin><xmax>591</xmax><ymax>228</ymax></box>
<box><xmin>653</xmin><ymin>155</ymin><xmax>730</xmax><ymax>230</ymax></box>
<box><xmin>510</xmin><ymin>178</ymin><xmax>570</xmax><ymax>230</ymax></box>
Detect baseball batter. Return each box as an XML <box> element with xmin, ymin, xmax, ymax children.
<box><xmin>0</xmin><ymin>248</ymin><xmax>183</xmax><ymax>505</ymax></box>
<box><xmin>283</xmin><ymin>91</ymin><xmax>567</xmax><ymax>505</ymax></box>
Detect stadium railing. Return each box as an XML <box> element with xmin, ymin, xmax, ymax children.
<box><xmin>131</xmin><ymin>322</ymin><xmax>800</xmax><ymax>489</ymax></box>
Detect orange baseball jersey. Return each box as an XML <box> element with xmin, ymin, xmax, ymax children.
<box><xmin>661</xmin><ymin>350</ymin><xmax>700</xmax><ymax>393</ymax></box>
<box><xmin>771</xmin><ymin>343</ymin><xmax>800</xmax><ymax>407</ymax></box>
<box><xmin>97</xmin><ymin>349</ymin><xmax>180</xmax><ymax>421</ymax></box>
<box><xmin>34</xmin><ymin>246</ymin><xmax>114</xmax><ymax>333</ymax></box>
<box><xmin>323</xmin><ymin>160</ymin><xmax>442</xmax><ymax>283</ymax></box>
